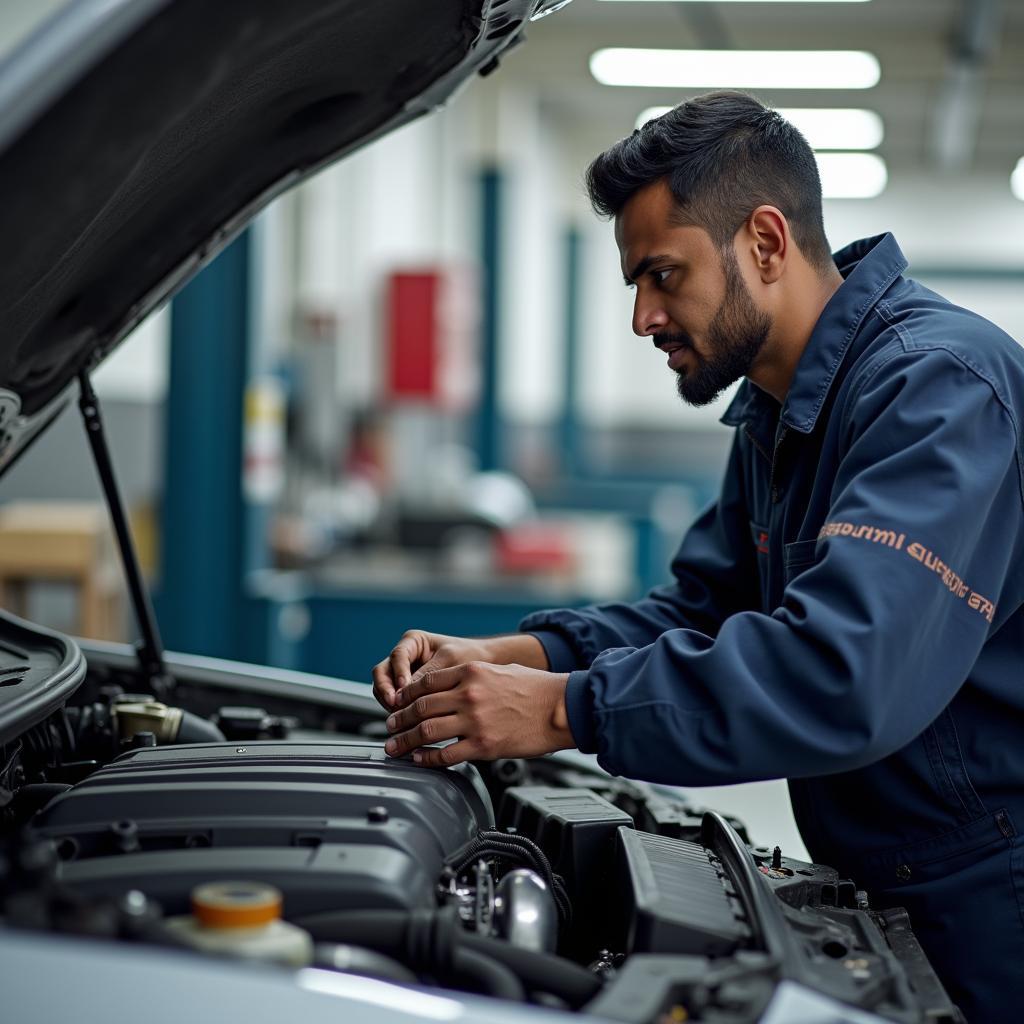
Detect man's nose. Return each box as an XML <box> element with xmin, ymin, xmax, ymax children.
<box><xmin>632</xmin><ymin>295</ymin><xmax>669</xmax><ymax>337</ymax></box>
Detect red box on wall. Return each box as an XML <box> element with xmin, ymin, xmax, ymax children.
<box><xmin>385</xmin><ymin>268</ymin><xmax>478</xmax><ymax>410</ymax></box>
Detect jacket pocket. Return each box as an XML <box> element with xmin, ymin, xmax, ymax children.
<box><xmin>783</xmin><ymin>538</ymin><xmax>819</xmax><ymax>585</ymax></box>
<box><xmin>922</xmin><ymin>707</ymin><xmax>987</xmax><ymax>823</ymax></box>
<box><xmin>847</xmin><ymin>808</ymin><xmax>1014</xmax><ymax>898</ymax></box>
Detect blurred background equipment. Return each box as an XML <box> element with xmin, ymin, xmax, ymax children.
<box><xmin>0</xmin><ymin>502</ymin><xmax>123</xmax><ymax>641</ymax></box>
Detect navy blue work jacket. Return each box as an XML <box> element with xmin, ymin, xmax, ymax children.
<box><xmin>521</xmin><ymin>234</ymin><xmax>1024</xmax><ymax>1020</ymax></box>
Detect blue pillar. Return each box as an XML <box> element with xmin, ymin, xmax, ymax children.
<box><xmin>476</xmin><ymin>167</ymin><xmax>503</xmax><ymax>472</ymax></box>
<box><xmin>158</xmin><ymin>233</ymin><xmax>252</xmax><ymax>660</ymax></box>
<box><xmin>558</xmin><ymin>225</ymin><xmax>583</xmax><ymax>476</ymax></box>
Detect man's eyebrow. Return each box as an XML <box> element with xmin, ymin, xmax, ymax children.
<box><xmin>624</xmin><ymin>254</ymin><xmax>670</xmax><ymax>286</ymax></box>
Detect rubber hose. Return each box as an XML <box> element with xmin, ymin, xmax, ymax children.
<box><xmin>460</xmin><ymin>932</ymin><xmax>601</xmax><ymax>1008</ymax></box>
<box><xmin>452</xmin><ymin>947</ymin><xmax>525</xmax><ymax>1001</ymax></box>
<box><xmin>175</xmin><ymin>710</ymin><xmax>226</xmax><ymax>744</ymax></box>
<box><xmin>293</xmin><ymin>910</ymin><xmax>601</xmax><ymax>1008</ymax></box>
<box><xmin>300</xmin><ymin>910</ymin><xmax>407</xmax><ymax>951</ymax></box>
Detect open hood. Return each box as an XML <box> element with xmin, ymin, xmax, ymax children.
<box><xmin>0</xmin><ymin>0</ymin><xmax>562</xmax><ymax>469</ymax></box>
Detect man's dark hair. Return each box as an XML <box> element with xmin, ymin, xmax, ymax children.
<box><xmin>586</xmin><ymin>91</ymin><xmax>834</xmax><ymax>272</ymax></box>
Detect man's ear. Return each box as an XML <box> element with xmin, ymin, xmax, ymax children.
<box><xmin>743</xmin><ymin>206</ymin><xmax>788</xmax><ymax>284</ymax></box>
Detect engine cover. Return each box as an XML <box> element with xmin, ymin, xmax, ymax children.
<box><xmin>31</xmin><ymin>741</ymin><xmax>493</xmax><ymax>916</ymax></box>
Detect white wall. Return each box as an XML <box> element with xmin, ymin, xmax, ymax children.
<box><xmin>292</xmin><ymin>110</ymin><xmax>471</xmax><ymax>409</ymax></box>
<box><xmin>93</xmin><ymin>306</ymin><xmax>169</xmax><ymax>402</ymax></box>
<box><xmin>826</xmin><ymin>175</ymin><xmax>1024</xmax><ymax>345</ymax></box>
<box><xmin>824</xmin><ymin>175</ymin><xmax>1024</xmax><ymax>269</ymax></box>
<box><xmin>497</xmin><ymin>93</ymin><xmax>564</xmax><ymax>424</ymax></box>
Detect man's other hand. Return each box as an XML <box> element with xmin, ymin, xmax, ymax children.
<box><xmin>382</xmin><ymin>662</ymin><xmax>574</xmax><ymax>767</ymax></box>
<box><xmin>371</xmin><ymin>630</ymin><xmax>547</xmax><ymax>709</ymax></box>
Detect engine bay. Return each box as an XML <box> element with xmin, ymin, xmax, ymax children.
<box><xmin>0</xmin><ymin>631</ymin><xmax>963</xmax><ymax>1024</ymax></box>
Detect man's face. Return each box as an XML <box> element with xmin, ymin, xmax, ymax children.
<box><xmin>615</xmin><ymin>179</ymin><xmax>772</xmax><ymax>406</ymax></box>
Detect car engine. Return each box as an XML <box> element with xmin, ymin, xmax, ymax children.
<box><xmin>0</xmin><ymin>639</ymin><xmax>963</xmax><ymax>1024</ymax></box>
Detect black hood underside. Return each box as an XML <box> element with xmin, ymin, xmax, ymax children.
<box><xmin>0</xmin><ymin>0</ymin><xmax>525</xmax><ymax>438</ymax></box>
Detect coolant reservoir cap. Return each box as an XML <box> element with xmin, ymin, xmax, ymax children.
<box><xmin>191</xmin><ymin>881</ymin><xmax>282</xmax><ymax>929</ymax></box>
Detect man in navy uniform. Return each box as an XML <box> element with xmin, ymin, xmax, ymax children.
<box><xmin>373</xmin><ymin>92</ymin><xmax>1024</xmax><ymax>1019</ymax></box>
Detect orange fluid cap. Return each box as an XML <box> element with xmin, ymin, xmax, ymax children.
<box><xmin>191</xmin><ymin>881</ymin><xmax>282</xmax><ymax>929</ymax></box>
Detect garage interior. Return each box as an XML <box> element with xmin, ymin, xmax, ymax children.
<box><xmin>1</xmin><ymin>0</ymin><xmax>1022</xmax><ymax>865</ymax></box>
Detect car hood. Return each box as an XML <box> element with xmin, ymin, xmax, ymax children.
<box><xmin>0</xmin><ymin>0</ymin><xmax>551</xmax><ymax>471</ymax></box>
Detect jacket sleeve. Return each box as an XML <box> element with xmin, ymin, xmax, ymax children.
<box><xmin>563</xmin><ymin>349</ymin><xmax>1024</xmax><ymax>785</ymax></box>
<box><xmin>519</xmin><ymin>435</ymin><xmax>762</xmax><ymax>673</ymax></box>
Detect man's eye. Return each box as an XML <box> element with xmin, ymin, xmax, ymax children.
<box><xmin>652</xmin><ymin>268</ymin><xmax>672</xmax><ymax>284</ymax></box>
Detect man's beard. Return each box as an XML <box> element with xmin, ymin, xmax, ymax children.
<box><xmin>655</xmin><ymin>251</ymin><xmax>772</xmax><ymax>407</ymax></box>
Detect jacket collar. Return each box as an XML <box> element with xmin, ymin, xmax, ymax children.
<box><xmin>721</xmin><ymin>233</ymin><xmax>908</xmax><ymax>433</ymax></box>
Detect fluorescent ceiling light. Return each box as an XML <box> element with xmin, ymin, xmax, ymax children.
<box><xmin>636</xmin><ymin>106</ymin><xmax>883</xmax><ymax>150</ymax></box>
<box><xmin>816</xmin><ymin>152</ymin><xmax>886</xmax><ymax>198</ymax></box>
<box><xmin>591</xmin><ymin>49</ymin><xmax>881</xmax><ymax>90</ymax></box>
<box><xmin>1012</xmin><ymin>158</ymin><xmax>1024</xmax><ymax>202</ymax></box>
<box><xmin>778</xmin><ymin>107</ymin><xmax>883</xmax><ymax>148</ymax></box>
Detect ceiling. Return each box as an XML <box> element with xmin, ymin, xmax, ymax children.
<box><xmin>513</xmin><ymin>0</ymin><xmax>1024</xmax><ymax>177</ymax></box>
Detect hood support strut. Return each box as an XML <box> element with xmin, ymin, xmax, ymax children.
<box><xmin>78</xmin><ymin>372</ymin><xmax>171</xmax><ymax>699</ymax></box>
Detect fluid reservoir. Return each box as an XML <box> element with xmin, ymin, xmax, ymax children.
<box><xmin>164</xmin><ymin>881</ymin><xmax>312</xmax><ymax>966</ymax></box>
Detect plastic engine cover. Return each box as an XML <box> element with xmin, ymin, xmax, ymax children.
<box><xmin>30</xmin><ymin>741</ymin><xmax>493</xmax><ymax>916</ymax></box>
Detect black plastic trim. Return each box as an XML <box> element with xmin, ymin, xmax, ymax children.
<box><xmin>0</xmin><ymin>609</ymin><xmax>86</xmax><ymax>745</ymax></box>
<box><xmin>700</xmin><ymin>811</ymin><xmax>800</xmax><ymax>969</ymax></box>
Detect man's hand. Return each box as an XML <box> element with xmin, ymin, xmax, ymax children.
<box><xmin>382</xmin><ymin>661</ymin><xmax>574</xmax><ymax>767</ymax></box>
<box><xmin>371</xmin><ymin>630</ymin><xmax>548</xmax><ymax>709</ymax></box>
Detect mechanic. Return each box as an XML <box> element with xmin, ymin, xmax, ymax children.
<box><xmin>372</xmin><ymin>92</ymin><xmax>1024</xmax><ymax>1020</ymax></box>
